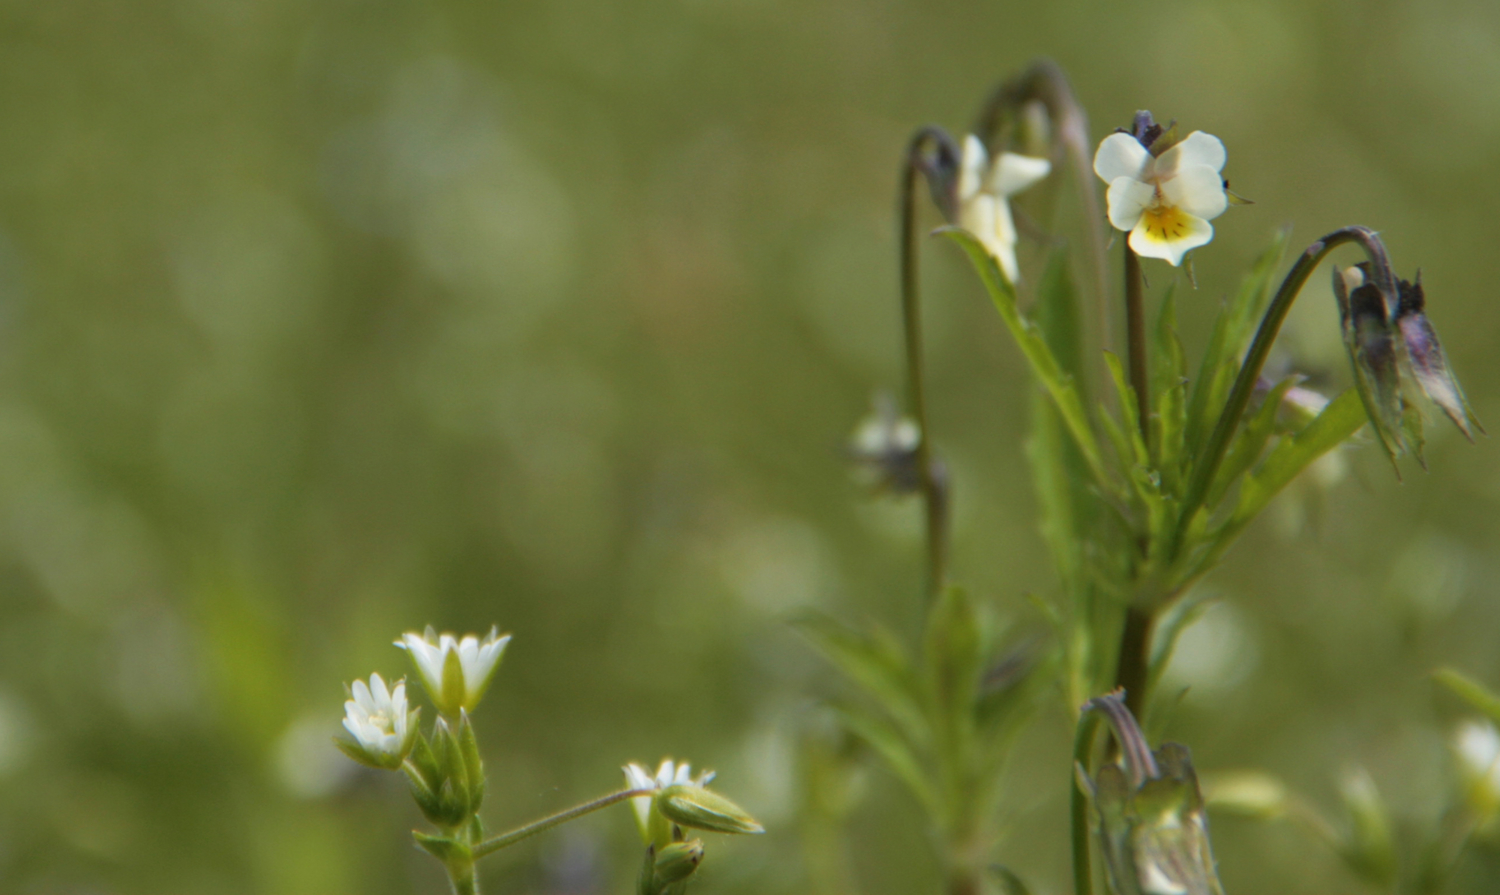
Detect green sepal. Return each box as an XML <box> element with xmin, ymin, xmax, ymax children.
<box><xmin>457</xmin><ymin>710</ymin><xmax>486</xmax><ymax>812</ymax></box>
<box><xmin>413</xmin><ymin>830</ymin><xmax>470</xmax><ymax>862</ymax></box>
<box><xmin>440</xmin><ymin>643</ymin><xmax>467</xmax><ymax>716</ymax></box>
<box><xmin>658</xmin><ymin>785</ymin><xmax>765</xmax><ymax>835</ymax></box>
<box><xmin>636</xmin><ymin>844</ymin><xmax>657</xmax><ymax>895</ymax></box>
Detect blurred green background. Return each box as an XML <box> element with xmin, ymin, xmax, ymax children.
<box><xmin>2</xmin><ymin>0</ymin><xmax>1499</xmax><ymax>892</ymax></box>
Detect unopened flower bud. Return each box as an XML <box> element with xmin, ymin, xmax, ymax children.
<box><xmin>657</xmin><ymin>784</ymin><xmax>765</xmax><ymax>835</ymax></box>
<box><xmin>653</xmin><ymin>839</ymin><xmax>705</xmax><ymax>887</ymax></box>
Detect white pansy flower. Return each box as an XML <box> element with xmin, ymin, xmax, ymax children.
<box><xmin>623</xmin><ymin>758</ymin><xmax>715</xmax><ymax>840</ymax></box>
<box><xmin>337</xmin><ymin>673</ymin><xmax>419</xmax><ymax>769</ymax></box>
<box><xmin>957</xmin><ymin>134</ymin><xmax>1051</xmax><ymax>283</ymax></box>
<box><xmin>396</xmin><ymin>626</ymin><xmax>511</xmax><ymax>715</ymax></box>
<box><xmin>1093</xmin><ymin>130</ymin><xmax>1228</xmax><ymax>266</ymax></box>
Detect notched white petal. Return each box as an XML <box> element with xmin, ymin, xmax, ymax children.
<box><xmin>1094</xmin><ymin>133</ymin><xmax>1151</xmax><ymax>183</ymax></box>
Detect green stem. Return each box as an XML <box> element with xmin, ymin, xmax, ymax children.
<box><xmin>1170</xmin><ymin>226</ymin><xmax>1395</xmax><ymax>561</ymax></box>
<box><xmin>444</xmin><ymin>856</ymin><xmax>479</xmax><ymax>895</ymax></box>
<box><xmin>1071</xmin><ymin>711</ymin><xmax>1104</xmax><ymax>895</ymax></box>
<box><xmin>1112</xmin><ymin>607</ymin><xmax>1153</xmax><ymax>720</ymax></box>
<box><xmin>472</xmin><ymin>788</ymin><xmax>654</xmax><ymax>860</ymax></box>
<box><xmin>901</xmin><ymin>126</ymin><xmax>959</xmax><ymax>600</ymax></box>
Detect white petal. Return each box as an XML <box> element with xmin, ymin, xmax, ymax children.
<box><xmin>991</xmin><ymin>152</ymin><xmax>1051</xmax><ymax>197</ymax></box>
<box><xmin>1128</xmin><ymin>213</ymin><xmax>1214</xmax><ymax>267</ymax></box>
<box><xmin>1093</xmin><ymin>133</ymin><xmax>1151</xmax><ymax>184</ymax></box>
<box><xmin>342</xmin><ymin>716</ymin><xmax>364</xmax><ymax>742</ymax></box>
<box><xmin>369</xmin><ymin>673</ymin><xmax>391</xmax><ymax>707</ymax></box>
<box><xmin>957</xmin><ymin>135</ymin><xmax>987</xmax><ymax>200</ymax></box>
<box><xmin>1160</xmin><ymin>165</ymin><xmax>1227</xmax><ymax>221</ymax></box>
<box><xmin>1105</xmin><ymin>177</ymin><xmax>1154</xmax><ymax>232</ymax></box>
<box><xmin>960</xmin><ymin>193</ymin><xmax>1002</xmax><ymax>256</ymax></box>
<box><xmin>656</xmin><ymin>760</ymin><xmax>676</xmax><ymax>787</ymax></box>
<box><xmin>351</xmin><ymin>679</ymin><xmax>375</xmax><ymax>713</ymax></box>
<box><xmin>1157</xmin><ymin>131</ymin><xmax>1226</xmax><ymax>174</ymax></box>
<box><xmin>623</xmin><ymin>763</ymin><xmax>655</xmax><ymax>790</ymax></box>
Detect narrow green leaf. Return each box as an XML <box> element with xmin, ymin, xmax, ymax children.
<box><xmin>1036</xmin><ymin>248</ymin><xmax>1087</xmax><ymax>398</ymax></box>
<box><xmin>1027</xmin><ymin>396</ymin><xmax>1083</xmax><ymax>593</ymax></box>
<box><xmin>941</xmin><ymin>227</ymin><xmax>1110</xmax><ymax>489</ymax></box>
<box><xmin>923</xmin><ymin>584</ymin><xmax>983</xmax><ymax>718</ymax></box>
<box><xmin>1152</xmin><ymin>285</ymin><xmax>1189</xmax><ymax>495</ymax></box>
<box><xmin>1231</xmin><ymin>388</ymin><xmax>1365</xmax><ymax>525</ymax></box>
<box><xmin>1184</xmin><ymin>232</ymin><xmax>1289</xmax><ymax>459</ymax></box>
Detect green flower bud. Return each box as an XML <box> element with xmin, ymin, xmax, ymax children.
<box><xmin>653</xmin><ymin>839</ymin><xmax>705</xmax><ymax>887</ymax></box>
<box><xmin>657</xmin><ymin>784</ymin><xmax>765</xmax><ymax>835</ymax></box>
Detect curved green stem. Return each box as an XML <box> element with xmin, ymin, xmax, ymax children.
<box><xmin>901</xmin><ymin>125</ymin><xmax>960</xmax><ymax>600</ymax></box>
<box><xmin>472</xmin><ymin>788</ymin><xmax>654</xmax><ymax>860</ymax></box>
<box><xmin>1171</xmin><ymin>226</ymin><xmax>1396</xmax><ymax>561</ymax></box>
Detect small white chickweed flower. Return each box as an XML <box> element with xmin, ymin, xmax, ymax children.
<box><xmin>957</xmin><ymin>135</ymin><xmax>1051</xmax><ymax>283</ymax></box>
<box><xmin>1093</xmin><ymin>129</ymin><xmax>1228</xmax><ymax>266</ymax></box>
<box><xmin>337</xmin><ymin>673</ymin><xmax>419</xmax><ymax>769</ymax></box>
<box><xmin>396</xmin><ymin>626</ymin><xmax>511</xmax><ymax>716</ymax></box>
<box><xmin>623</xmin><ymin>758</ymin><xmax>715</xmax><ymax>840</ymax></box>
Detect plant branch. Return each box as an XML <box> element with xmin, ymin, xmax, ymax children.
<box><xmin>472</xmin><ymin>788</ymin><xmax>655</xmax><ymax>859</ymax></box>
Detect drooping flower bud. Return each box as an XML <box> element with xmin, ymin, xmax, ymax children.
<box><xmin>657</xmin><ymin>784</ymin><xmax>765</xmax><ymax>836</ymax></box>
<box><xmin>1394</xmin><ymin>273</ymin><xmax>1482</xmax><ymax>440</ymax></box>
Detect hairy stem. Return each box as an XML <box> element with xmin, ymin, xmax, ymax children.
<box><xmin>1171</xmin><ymin>226</ymin><xmax>1395</xmax><ymax>561</ymax></box>
<box><xmin>901</xmin><ymin>126</ymin><xmax>959</xmax><ymax>600</ymax></box>
<box><xmin>472</xmin><ymin>788</ymin><xmax>654</xmax><ymax>859</ymax></box>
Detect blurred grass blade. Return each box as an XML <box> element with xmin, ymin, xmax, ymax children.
<box><xmin>829</xmin><ymin>702</ymin><xmax>939</xmax><ymax>817</ymax></box>
<box><xmin>1434</xmin><ymin>667</ymin><xmax>1500</xmax><ymax>725</ymax></box>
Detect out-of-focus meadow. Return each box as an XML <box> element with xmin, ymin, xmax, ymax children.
<box><xmin>2</xmin><ymin>0</ymin><xmax>1500</xmax><ymax>892</ymax></box>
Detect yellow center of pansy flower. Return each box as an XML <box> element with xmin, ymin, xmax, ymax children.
<box><xmin>1137</xmin><ymin>201</ymin><xmax>1195</xmax><ymax>244</ymax></box>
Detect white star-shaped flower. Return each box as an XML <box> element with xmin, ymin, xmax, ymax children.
<box><xmin>623</xmin><ymin>758</ymin><xmax>715</xmax><ymax>840</ymax></box>
<box><xmin>1093</xmin><ymin>130</ymin><xmax>1228</xmax><ymax>266</ymax></box>
<box><xmin>957</xmin><ymin>134</ymin><xmax>1051</xmax><ymax>283</ymax></box>
<box><xmin>337</xmin><ymin>673</ymin><xmax>419</xmax><ymax>769</ymax></box>
<box><xmin>396</xmin><ymin>626</ymin><xmax>511</xmax><ymax>715</ymax></box>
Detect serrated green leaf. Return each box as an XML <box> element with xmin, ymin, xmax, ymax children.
<box><xmin>942</xmin><ymin>227</ymin><xmax>1110</xmax><ymax>490</ymax></box>
<box><xmin>1434</xmin><ymin>668</ymin><xmax>1500</xmax><ymax>726</ymax></box>
<box><xmin>795</xmin><ymin>613</ymin><xmax>930</xmax><ymax>748</ymax></box>
<box><xmin>1184</xmin><ymin>232</ymin><xmax>1288</xmax><ymax>459</ymax></box>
